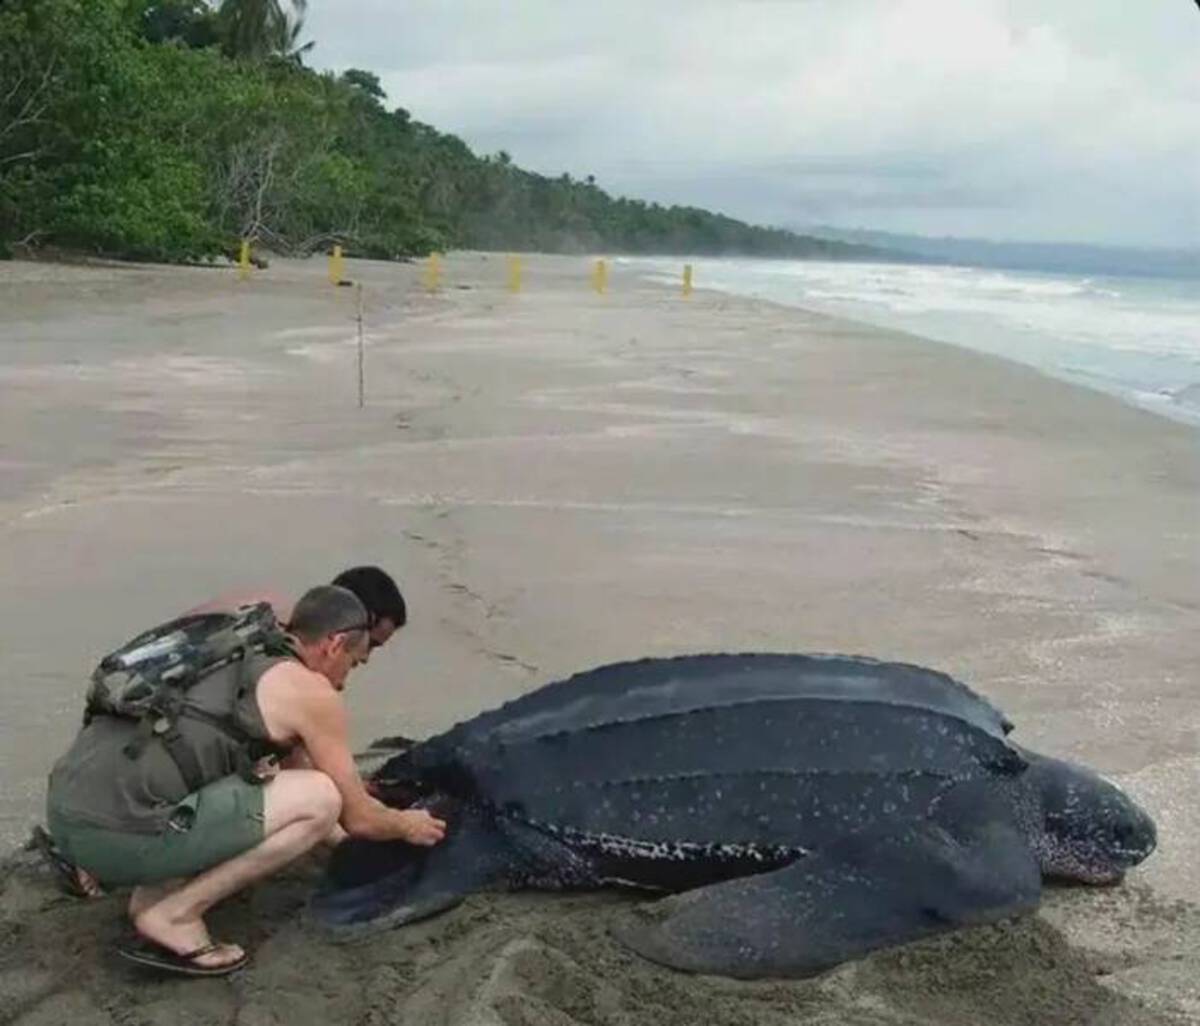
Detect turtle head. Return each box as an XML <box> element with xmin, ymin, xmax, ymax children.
<box><xmin>1023</xmin><ymin>751</ymin><xmax>1156</xmax><ymax>884</ymax></box>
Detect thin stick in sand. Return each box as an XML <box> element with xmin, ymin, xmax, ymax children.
<box><xmin>356</xmin><ymin>283</ymin><xmax>365</xmax><ymax>409</ymax></box>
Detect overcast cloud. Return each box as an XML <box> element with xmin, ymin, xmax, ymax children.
<box><xmin>307</xmin><ymin>1</ymin><xmax>1199</xmax><ymax>247</ymax></box>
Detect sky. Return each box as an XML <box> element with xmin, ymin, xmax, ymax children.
<box><xmin>307</xmin><ymin>1</ymin><xmax>1200</xmax><ymax>248</ymax></box>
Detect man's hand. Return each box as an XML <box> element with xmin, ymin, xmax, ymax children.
<box><xmin>395</xmin><ymin>809</ymin><xmax>447</xmax><ymax>846</ymax></box>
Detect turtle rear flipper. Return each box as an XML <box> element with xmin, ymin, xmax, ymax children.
<box><xmin>613</xmin><ymin>803</ymin><xmax>1040</xmax><ymax>979</ymax></box>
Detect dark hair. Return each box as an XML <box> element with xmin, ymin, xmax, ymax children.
<box><xmin>331</xmin><ymin>565</ymin><xmax>407</xmax><ymax>628</ymax></box>
<box><xmin>289</xmin><ymin>585</ymin><xmax>370</xmax><ymax>644</ymax></box>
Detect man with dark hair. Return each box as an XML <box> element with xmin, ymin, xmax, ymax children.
<box><xmin>332</xmin><ymin>565</ymin><xmax>406</xmax><ymax>651</ymax></box>
<box><xmin>187</xmin><ymin>564</ymin><xmax>407</xmax><ymax>654</ymax></box>
<box><xmin>46</xmin><ymin>583</ymin><xmax>445</xmax><ymax>977</ymax></box>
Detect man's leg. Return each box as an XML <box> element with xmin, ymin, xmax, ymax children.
<box><xmin>128</xmin><ymin>878</ymin><xmax>184</xmax><ymax>920</ymax></box>
<box><xmin>280</xmin><ymin>749</ymin><xmax>347</xmax><ymax>849</ymax></box>
<box><xmin>130</xmin><ymin>769</ymin><xmax>341</xmax><ymax>969</ymax></box>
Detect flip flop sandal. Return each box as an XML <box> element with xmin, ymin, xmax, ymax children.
<box><xmin>26</xmin><ymin>826</ymin><xmax>104</xmax><ymax>899</ymax></box>
<box><xmin>117</xmin><ymin>939</ymin><xmax>249</xmax><ymax>978</ymax></box>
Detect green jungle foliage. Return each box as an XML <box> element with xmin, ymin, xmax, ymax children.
<box><xmin>0</xmin><ymin>0</ymin><xmax>881</xmax><ymax>263</ymax></box>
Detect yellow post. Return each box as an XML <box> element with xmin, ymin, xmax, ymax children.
<box><xmin>329</xmin><ymin>244</ymin><xmax>344</xmax><ymax>285</ymax></box>
<box><xmin>682</xmin><ymin>263</ymin><xmax>693</xmax><ymax>298</ymax></box>
<box><xmin>238</xmin><ymin>240</ymin><xmax>251</xmax><ymax>281</ymax></box>
<box><xmin>592</xmin><ymin>258</ymin><xmax>608</xmax><ymax>294</ymax></box>
<box><xmin>425</xmin><ymin>252</ymin><xmax>442</xmax><ymax>291</ymax></box>
<box><xmin>507</xmin><ymin>255</ymin><xmax>522</xmax><ymax>293</ymax></box>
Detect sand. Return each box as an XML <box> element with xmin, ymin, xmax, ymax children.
<box><xmin>0</xmin><ymin>252</ymin><xmax>1196</xmax><ymax>1024</ymax></box>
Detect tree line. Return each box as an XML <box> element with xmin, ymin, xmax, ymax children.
<box><xmin>0</xmin><ymin>0</ymin><xmax>883</xmax><ymax>264</ymax></box>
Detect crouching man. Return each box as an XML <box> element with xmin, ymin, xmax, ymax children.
<box><xmin>45</xmin><ymin>585</ymin><xmax>445</xmax><ymax>977</ymax></box>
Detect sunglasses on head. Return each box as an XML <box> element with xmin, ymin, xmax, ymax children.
<box><xmin>334</xmin><ymin>612</ymin><xmax>386</xmax><ymax>649</ymax></box>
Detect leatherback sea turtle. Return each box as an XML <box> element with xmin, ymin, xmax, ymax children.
<box><xmin>314</xmin><ymin>653</ymin><xmax>1157</xmax><ymax>978</ymax></box>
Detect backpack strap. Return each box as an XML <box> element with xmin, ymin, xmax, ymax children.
<box><xmin>117</xmin><ymin>712</ymin><xmax>204</xmax><ymax>797</ymax></box>
<box><xmin>172</xmin><ymin>650</ymin><xmax>294</xmax><ymax>786</ymax></box>
<box><xmin>177</xmin><ymin>705</ymin><xmax>268</xmax><ymax>786</ymax></box>
<box><xmin>156</xmin><ymin>719</ymin><xmax>208</xmax><ymax>794</ymax></box>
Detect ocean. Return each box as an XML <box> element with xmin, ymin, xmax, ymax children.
<box><xmin>630</xmin><ymin>257</ymin><xmax>1200</xmax><ymax>430</ymax></box>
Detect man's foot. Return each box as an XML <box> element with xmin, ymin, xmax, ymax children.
<box><xmin>27</xmin><ymin>826</ymin><xmax>104</xmax><ymax>899</ymax></box>
<box><xmin>118</xmin><ymin>938</ymin><xmax>248</xmax><ymax>977</ymax></box>
<box><xmin>132</xmin><ymin>907</ymin><xmax>246</xmax><ymax>973</ymax></box>
<box><xmin>128</xmin><ymin>881</ymin><xmax>185</xmax><ymax>921</ymax></box>
<box><xmin>68</xmin><ymin>865</ymin><xmax>103</xmax><ymax>898</ymax></box>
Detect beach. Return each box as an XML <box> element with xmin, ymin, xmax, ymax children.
<box><xmin>0</xmin><ymin>252</ymin><xmax>1196</xmax><ymax>1024</ymax></box>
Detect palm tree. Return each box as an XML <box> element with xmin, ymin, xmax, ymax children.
<box><xmin>276</xmin><ymin>6</ymin><xmax>315</xmax><ymax>66</ymax></box>
<box><xmin>217</xmin><ymin>0</ymin><xmax>312</xmax><ymax>62</ymax></box>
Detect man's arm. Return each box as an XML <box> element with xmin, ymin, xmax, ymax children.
<box><xmin>299</xmin><ymin>688</ymin><xmax>445</xmax><ymax>844</ymax></box>
<box><xmin>264</xmin><ymin>668</ymin><xmax>445</xmax><ymax>845</ymax></box>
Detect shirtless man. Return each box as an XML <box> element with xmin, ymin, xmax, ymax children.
<box><xmin>46</xmin><ymin>584</ymin><xmax>445</xmax><ymax>976</ymax></box>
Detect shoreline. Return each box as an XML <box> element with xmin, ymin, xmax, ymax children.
<box><xmin>621</xmin><ymin>254</ymin><xmax>1200</xmax><ymax>435</ymax></box>
<box><xmin>0</xmin><ymin>252</ymin><xmax>1196</xmax><ymax>1024</ymax></box>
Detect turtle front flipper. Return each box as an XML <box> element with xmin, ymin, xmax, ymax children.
<box><xmin>613</xmin><ymin>803</ymin><xmax>1040</xmax><ymax>978</ymax></box>
<box><xmin>311</xmin><ymin>803</ymin><xmax>513</xmax><ymax>938</ymax></box>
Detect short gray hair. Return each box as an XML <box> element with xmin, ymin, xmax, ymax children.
<box><xmin>289</xmin><ymin>585</ymin><xmax>369</xmax><ymax>644</ymax></box>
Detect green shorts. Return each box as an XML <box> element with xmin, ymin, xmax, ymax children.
<box><xmin>47</xmin><ymin>774</ymin><xmax>266</xmax><ymax>887</ymax></box>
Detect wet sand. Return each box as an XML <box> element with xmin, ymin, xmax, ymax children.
<box><xmin>0</xmin><ymin>252</ymin><xmax>1197</xmax><ymax>1024</ymax></box>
